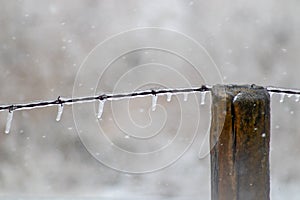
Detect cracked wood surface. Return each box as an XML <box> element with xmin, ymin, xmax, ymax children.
<box><xmin>210</xmin><ymin>85</ymin><xmax>270</xmax><ymax>200</ymax></box>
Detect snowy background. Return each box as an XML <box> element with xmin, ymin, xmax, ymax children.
<box><xmin>0</xmin><ymin>0</ymin><xmax>300</xmax><ymax>199</ymax></box>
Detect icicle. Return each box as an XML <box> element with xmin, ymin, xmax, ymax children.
<box><xmin>97</xmin><ymin>100</ymin><xmax>106</xmax><ymax>119</ymax></box>
<box><xmin>166</xmin><ymin>93</ymin><xmax>172</xmax><ymax>102</ymax></box>
<box><xmin>5</xmin><ymin>111</ymin><xmax>13</xmax><ymax>134</ymax></box>
<box><xmin>200</xmin><ymin>92</ymin><xmax>206</xmax><ymax>105</ymax></box>
<box><xmin>287</xmin><ymin>94</ymin><xmax>293</xmax><ymax>98</ymax></box>
<box><xmin>295</xmin><ymin>95</ymin><xmax>300</xmax><ymax>102</ymax></box>
<box><xmin>269</xmin><ymin>92</ymin><xmax>274</xmax><ymax>98</ymax></box>
<box><xmin>152</xmin><ymin>95</ymin><xmax>158</xmax><ymax>111</ymax></box>
<box><xmin>279</xmin><ymin>93</ymin><xmax>285</xmax><ymax>103</ymax></box>
<box><xmin>56</xmin><ymin>104</ymin><xmax>64</xmax><ymax>122</ymax></box>
<box><xmin>183</xmin><ymin>93</ymin><xmax>188</xmax><ymax>102</ymax></box>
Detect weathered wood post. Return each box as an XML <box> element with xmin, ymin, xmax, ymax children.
<box><xmin>210</xmin><ymin>85</ymin><xmax>270</xmax><ymax>200</ymax></box>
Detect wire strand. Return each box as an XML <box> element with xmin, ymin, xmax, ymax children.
<box><xmin>0</xmin><ymin>85</ymin><xmax>211</xmax><ymax>112</ymax></box>
<box><xmin>0</xmin><ymin>85</ymin><xmax>299</xmax><ymax>113</ymax></box>
<box><xmin>266</xmin><ymin>86</ymin><xmax>300</xmax><ymax>95</ymax></box>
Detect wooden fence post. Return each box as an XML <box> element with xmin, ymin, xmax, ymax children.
<box><xmin>210</xmin><ymin>85</ymin><xmax>270</xmax><ymax>200</ymax></box>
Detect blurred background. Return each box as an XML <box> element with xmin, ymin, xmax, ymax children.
<box><xmin>0</xmin><ymin>0</ymin><xmax>299</xmax><ymax>199</ymax></box>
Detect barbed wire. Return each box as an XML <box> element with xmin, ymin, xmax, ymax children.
<box><xmin>1</xmin><ymin>84</ymin><xmax>300</xmax><ymax>134</ymax></box>
<box><xmin>266</xmin><ymin>86</ymin><xmax>300</xmax><ymax>95</ymax></box>
<box><xmin>1</xmin><ymin>85</ymin><xmax>300</xmax><ymax>113</ymax></box>
<box><xmin>0</xmin><ymin>85</ymin><xmax>211</xmax><ymax>112</ymax></box>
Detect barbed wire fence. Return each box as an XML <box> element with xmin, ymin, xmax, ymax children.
<box><xmin>1</xmin><ymin>84</ymin><xmax>300</xmax><ymax>134</ymax></box>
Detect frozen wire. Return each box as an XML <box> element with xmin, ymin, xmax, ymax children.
<box><xmin>0</xmin><ymin>85</ymin><xmax>212</xmax><ymax>113</ymax></box>
<box><xmin>266</xmin><ymin>86</ymin><xmax>300</xmax><ymax>95</ymax></box>
<box><xmin>0</xmin><ymin>85</ymin><xmax>299</xmax><ymax>115</ymax></box>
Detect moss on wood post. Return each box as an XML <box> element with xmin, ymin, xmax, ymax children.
<box><xmin>210</xmin><ymin>85</ymin><xmax>270</xmax><ymax>200</ymax></box>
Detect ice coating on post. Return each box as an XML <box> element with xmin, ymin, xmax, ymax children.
<box><xmin>56</xmin><ymin>104</ymin><xmax>64</xmax><ymax>122</ymax></box>
<box><xmin>166</xmin><ymin>93</ymin><xmax>172</xmax><ymax>102</ymax></box>
<box><xmin>97</xmin><ymin>100</ymin><xmax>106</xmax><ymax>119</ymax></box>
<box><xmin>183</xmin><ymin>93</ymin><xmax>188</xmax><ymax>102</ymax></box>
<box><xmin>5</xmin><ymin>111</ymin><xmax>13</xmax><ymax>134</ymax></box>
<box><xmin>152</xmin><ymin>95</ymin><xmax>158</xmax><ymax>111</ymax></box>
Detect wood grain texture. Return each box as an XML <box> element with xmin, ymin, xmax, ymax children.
<box><xmin>210</xmin><ymin>85</ymin><xmax>270</xmax><ymax>200</ymax></box>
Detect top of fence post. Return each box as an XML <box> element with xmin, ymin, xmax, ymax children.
<box><xmin>210</xmin><ymin>84</ymin><xmax>270</xmax><ymax>200</ymax></box>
